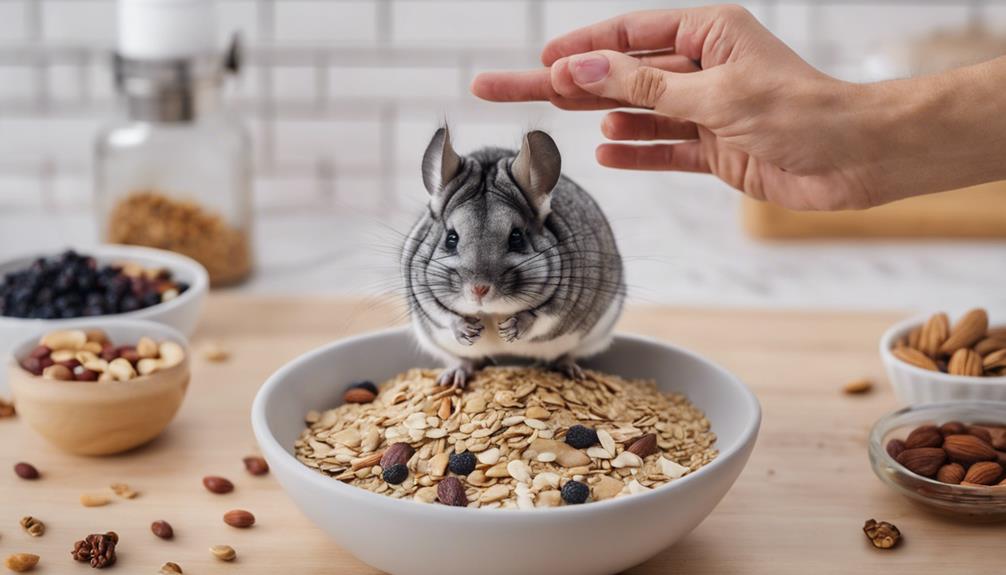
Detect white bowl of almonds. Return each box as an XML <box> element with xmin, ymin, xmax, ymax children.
<box><xmin>7</xmin><ymin>320</ymin><xmax>190</xmax><ymax>455</ymax></box>
<box><xmin>881</xmin><ymin>308</ymin><xmax>1006</xmax><ymax>404</ymax></box>
<box><xmin>253</xmin><ymin>327</ymin><xmax>760</xmax><ymax>575</ymax></box>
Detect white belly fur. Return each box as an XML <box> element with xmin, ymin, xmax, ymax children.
<box><xmin>417</xmin><ymin>302</ymin><xmax>621</xmax><ymax>365</ymax></box>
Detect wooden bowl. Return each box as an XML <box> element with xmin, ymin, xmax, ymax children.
<box><xmin>7</xmin><ymin>320</ymin><xmax>190</xmax><ymax>455</ymax></box>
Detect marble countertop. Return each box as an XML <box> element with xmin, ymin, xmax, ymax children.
<box><xmin>1</xmin><ymin>171</ymin><xmax>1004</xmax><ymax>314</ymax></box>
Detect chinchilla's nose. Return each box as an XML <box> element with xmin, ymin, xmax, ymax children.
<box><xmin>471</xmin><ymin>284</ymin><xmax>490</xmax><ymax>299</ymax></box>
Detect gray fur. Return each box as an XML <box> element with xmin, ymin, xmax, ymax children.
<box><xmin>402</xmin><ymin>127</ymin><xmax>625</xmax><ymax>387</ymax></box>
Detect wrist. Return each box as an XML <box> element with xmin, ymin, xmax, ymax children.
<box><xmin>856</xmin><ymin>57</ymin><xmax>1006</xmax><ymax>204</ymax></box>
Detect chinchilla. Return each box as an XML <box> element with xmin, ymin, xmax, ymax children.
<box><xmin>402</xmin><ymin>127</ymin><xmax>625</xmax><ymax>388</ymax></box>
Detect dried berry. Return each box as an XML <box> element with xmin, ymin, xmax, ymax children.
<box><xmin>382</xmin><ymin>463</ymin><xmax>409</xmax><ymax>485</ymax></box>
<box><xmin>561</xmin><ymin>480</ymin><xmax>589</xmax><ymax>504</ymax></box>
<box><xmin>242</xmin><ymin>456</ymin><xmax>269</xmax><ymax>476</ymax></box>
<box><xmin>862</xmin><ymin>519</ymin><xmax>900</xmax><ymax>549</ymax></box>
<box><xmin>564</xmin><ymin>425</ymin><xmax>599</xmax><ymax>449</ymax></box>
<box><xmin>448</xmin><ymin>452</ymin><xmax>477</xmax><ymax>475</ymax></box>
<box><xmin>202</xmin><ymin>476</ymin><xmax>234</xmax><ymax>494</ymax></box>
<box><xmin>380</xmin><ymin>443</ymin><xmax>416</xmax><ymax>469</ymax></box>
<box><xmin>14</xmin><ymin>462</ymin><xmax>39</xmax><ymax>480</ymax></box>
<box><xmin>71</xmin><ymin>531</ymin><xmax>118</xmax><ymax>569</ymax></box>
<box><xmin>223</xmin><ymin>509</ymin><xmax>255</xmax><ymax>528</ymax></box>
<box><xmin>436</xmin><ymin>476</ymin><xmax>468</xmax><ymax>507</ymax></box>
<box><xmin>151</xmin><ymin>520</ymin><xmax>174</xmax><ymax>539</ymax></box>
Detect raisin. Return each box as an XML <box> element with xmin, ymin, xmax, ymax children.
<box><xmin>564</xmin><ymin>425</ymin><xmax>599</xmax><ymax>449</ymax></box>
<box><xmin>561</xmin><ymin>480</ymin><xmax>590</xmax><ymax>504</ymax></box>
<box><xmin>382</xmin><ymin>464</ymin><xmax>409</xmax><ymax>485</ymax></box>
<box><xmin>448</xmin><ymin>452</ymin><xmax>477</xmax><ymax>475</ymax></box>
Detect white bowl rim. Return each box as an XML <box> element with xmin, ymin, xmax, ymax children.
<box><xmin>879</xmin><ymin>313</ymin><xmax>1006</xmax><ymax>385</ymax></box>
<box><xmin>0</xmin><ymin>244</ymin><xmax>209</xmax><ymax>325</ymax></box>
<box><xmin>252</xmin><ymin>326</ymin><xmax>761</xmax><ymax>518</ymax></box>
<box><xmin>7</xmin><ymin>316</ymin><xmax>190</xmax><ymax>387</ymax></box>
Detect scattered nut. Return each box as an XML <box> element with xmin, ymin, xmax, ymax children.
<box><xmin>71</xmin><ymin>531</ymin><xmax>118</xmax><ymax>568</ymax></box>
<box><xmin>110</xmin><ymin>483</ymin><xmax>138</xmax><ymax>499</ymax></box>
<box><xmin>4</xmin><ymin>553</ymin><xmax>39</xmax><ymax>572</ymax></box>
<box><xmin>19</xmin><ymin>516</ymin><xmax>45</xmax><ymax>537</ymax></box>
<box><xmin>80</xmin><ymin>494</ymin><xmax>111</xmax><ymax>507</ymax></box>
<box><xmin>202</xmin><ymin>476</ymin><xmax>234</xmax><ymax>494</ymax></box>
<box><xmin>223</xmin><ymin>509</ymin><xmax>255</xmax><ymax>528</ymax></box>
<box><xmin>201</xmin><ymin>341</ymin><xmax>230</xmax><ymax>362</ymax></box>
<box><xmin>842</xmin><ymin>378</ymin><xmax>873</xmax><ymax>395</ymax></box>
<box><xmin>863</xmin><ymin>518</ymin><xmax>901</xmax><ymax>549</ymax></box>
<box><xmin>243</xmin><ymin>456</ymin><xmax>269</xmax><ymax>476</ymax></box>
<box><xmin>159</xmin><ymin>562</ymin><xmax>183</xmax><ymax>574</ymax></box>
<box><xmin>0</xmin><ymin>398</ymin><xmax>15</xmax><ymax>418</ymax></box>
<box><xmin>14</xmin><ymin>462</ymin><xmax>39</xmax><ymax>480</ymax></box>
<box><xmin>151</xmin><ymin>520</ymin><xmax>174</xmax><ymax>539</ymax></box>
<box><xmin>209</xmin><ymin>545</ymin><xmax>236</xmax><ymax>562</ymax></box>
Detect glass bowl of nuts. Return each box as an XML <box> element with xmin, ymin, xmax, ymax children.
<box><xmin>869</xmin><ymin>401</ymin><xmax>1006</xmax><ymax>520</ymax></box>
<box><xmin>7</xmin><ymin>319</ymin><xmax>190</xmax><ymax>455</ymax></box>
<box><xmin>880</xmin><ymin>309</ymin><xmax>1006</xmax><ymax>405</ymax></box>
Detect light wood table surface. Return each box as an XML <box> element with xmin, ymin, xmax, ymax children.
<box><xmin>1</xmin><ymin>296</ymin><xmax>1002</xmax><ymax>574</ymax></box>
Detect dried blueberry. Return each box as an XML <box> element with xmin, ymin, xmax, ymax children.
<box><xmin>561</xmin><ymin>480</ymin><xmax>589</xmax><ymax>504</ymax></box>
<box><xmin>382</xmin><ymin>463</ymin><xmax>409</xmax><ymax>485</ymax></box>
<box><xmin>349</xmin><ymin>381</ymin><xmax>378</xmax><ymax>396</ymax></box>
<box><xmin>564</xmin><ymin>425</ymin><xmax>599</xmax><ymax>449</ymax></box>
<box><xmin>448</xmin><ymin>452</ymin><xmax>477</xmax><ymax>476</ymax></box>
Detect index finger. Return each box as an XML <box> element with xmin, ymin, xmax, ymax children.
<box><xmin>541</xmin><ymin>7</ymin><xmax>720</xmax><ymax>65</ymax></box>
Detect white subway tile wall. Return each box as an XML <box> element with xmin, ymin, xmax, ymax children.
<box><xmin>0</xmin><ymin>0</ymin><xmax>1002</xmax><ymax>214</ymax></box>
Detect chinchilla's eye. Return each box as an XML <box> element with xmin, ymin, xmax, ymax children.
<box><xmin>445</xmin><ymin>230</ymin><xmax>459</xmax><ymax>251</ymax></box>
<box><xmin>508</xmin><ymin>229</ymin><xmax>525</xmax><ymax>251</ymax></box>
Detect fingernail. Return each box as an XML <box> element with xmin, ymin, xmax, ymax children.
<box><xmin>570</xmin><ymin>54</ymin><xmax>610</xmax><ymax>84</ymax></box>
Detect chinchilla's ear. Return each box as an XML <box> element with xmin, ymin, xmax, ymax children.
<box><xmin>511</xmin><ymin>130</ymin><xmax>561</xmax><ymax>220</ymax></box>
<box><xmin>422</xmin><ymin>126</ymin><xmax>462</xmax><ymax>216</ymax></box>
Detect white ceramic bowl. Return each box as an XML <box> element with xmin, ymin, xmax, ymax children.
<box><xmin>0</xmin><ymin>245</ymin><xmax>207</xmax><ymax>395</ymax></box>
<box><xmin>252</xmin><ymin>328</ymin><xmax>761</xmax><ymax>575</ymax></box>
<box><xmin>880</xmin><ymin>314</ymin><xmax>1006</xmax><ymax>405</ymax></box>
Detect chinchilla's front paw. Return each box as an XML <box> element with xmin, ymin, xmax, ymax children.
<box><xmin>452</xmin><ymin>316</ymin><xmax>483</xmax><ymax>346</ymax></box>
<box><xmin>498</xmin><ymin>311</ymin><xmax>535</xmax><ymax>343</ymax></box>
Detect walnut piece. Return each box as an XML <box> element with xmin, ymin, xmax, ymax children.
<box><xmin>863</xmin><ymin>519</ymin><xmax>901</xmax><ymax>549</ymax></box>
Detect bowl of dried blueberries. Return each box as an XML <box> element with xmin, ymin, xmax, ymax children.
<box><xmin>0</xmin><ymin>245</ymin><xmax>207</xmax><ymax>393</ymax></box>
<box><xmin>252</xmin><ymin>327</ymin><xmax>761</xmax><ymax>575</ymax></box>
<box><xmin>869</xmin><ymin>401</ymin><xmax>1006</xmax><ymax>519</ymax></box>
<box><xmin>7</xmin><ymin>320</ymin><xmax>190</xmax><ymax>455</ymax></box>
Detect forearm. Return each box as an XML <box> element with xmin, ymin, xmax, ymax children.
<box><xmin>859</xmin><ymin>56</ymin><xmax>1006</xmax><ymax>205</ymax></box>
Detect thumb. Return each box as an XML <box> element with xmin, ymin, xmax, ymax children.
<box><xmin>567</xmin><ymin>50</ymin><xmax>708</xmax><ymax>121</ymax></box>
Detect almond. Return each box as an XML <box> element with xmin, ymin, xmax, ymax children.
<box><xmin>939</xmin><ymin>421</ymin><xmax>967</xmax><ymax>436</ymax></box>
<box><xmin>943</xmin><ymin>434</ymin><xmax>996</xmax><ymax>464</ymax></box>
<box><xmin>936</xmin><ymin>462</ymin><xmax>965</xmax><ymax>484</ymax></box>
<box><xmin>904</xmin><ymin>425</ymin><xmax>943</xmax><ymax>449</ymax></box>
<box><xmin>983</xmin><ymin>349</ymin><xmax>1006</xmax><ymax>371</ymax></box>
<box><xmin>918</xmin><ymin>312</ymin><xmax>949</xmax><ymax>357</ymax></box>
<box><xmin>964</xmin><ymin>461</ymin><xmax>1002</xmax><ymax>485</ymax></box>
<box><xmin>842</xmin><ymin>378</ymin><xmax>873</xmax><ymax>395</ymax></box>
<box><xmin>939</xmin><ymin>308</ymin><xmax>988</xmax><ymax>355</ymax></box>
<box><xmin>438</xmin><ymin>397</ymin><xmax>452</xmax><ymax>420</ymax></box>
<box><xmin>885</xmin><ymin>439</ymin><xmax>906</xmax><ymax>459</ymax></box>
<box><xmin>974</xmin><ymin>337</ymin><xmax>1006</xmax><ymax>356</ymax></box>
<box><xmin>967</xmin><ymin>426</ymin><xmax>993</xmax><ymax>445</ymax></box>
<box><xmin>223</xmin><ymin>509</ymin><xmax>255</xmax><ymax>528</ymax></box>
<box><xmin>892</xmin><ymin>347</ymin><xmax>939</xmax><ymax>371</ymax></box>
<box><xmin>895</xmin><ymin>447</ymin><xmax>945</xmax><ymax>477</ymax></box>
<box><xmin>379</xmin><ymin>443</ymin><xmax>415</xmax><ymax>469</ymax></box>
<box><xmin>202</xmin><ymin>476</ymin><xmax>234</xmax><ymax>494</ymax></box>
<box><xmin>436</xmin><ymin>476</ymin><xmax>467</xmax><ymax>507</ymax></box>
<box><xmin>906</xmin><ymin>326</ymin><xmax>923</xmax><ymax>350</ymax></box>
<box><xmin>947</xmin><ymin>348</ymin><xmax>984</xmax><ymax>376</ymax></box>
<box><xmin>626</xmin><ymin>433</ymin><xmax>658</xmax><ymax>458</ymax></box>
<box><xmin>343</xmin><ymin>387</ymin><xmax>376</xmax><ymax>404</ymax></box>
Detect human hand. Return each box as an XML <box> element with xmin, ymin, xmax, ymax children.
<box><xmin>472</xmin><ymin>5</ymin><xmax>904</xmax><ymax>210</ymax></box>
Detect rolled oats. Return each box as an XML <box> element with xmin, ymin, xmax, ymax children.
<box><xmin>295</xmin><ymin>367</ymin><xmax>717</xmax><ymax>508</ymax></box>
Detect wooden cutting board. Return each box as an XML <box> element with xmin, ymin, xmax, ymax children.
<box><xmin>1</xmin><ymin>295</ymin><xmax>1003</xmax><ymax>574</ymax></box>
<box><xmin>743</xmin><ymin>181</ymin><xmax>1006</xmax><ymax>238</ymax></box>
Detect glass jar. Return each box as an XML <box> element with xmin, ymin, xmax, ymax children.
<box><xmin>95</xmin><ymin>46</ymin><xmax>253</xmax><ymax>286</ymax></box>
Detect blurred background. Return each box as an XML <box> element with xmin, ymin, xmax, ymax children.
<box><xmin>0</xmin><ymin>0</ymin><xmax>1004</xmax><ymax>310</ymax></box>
